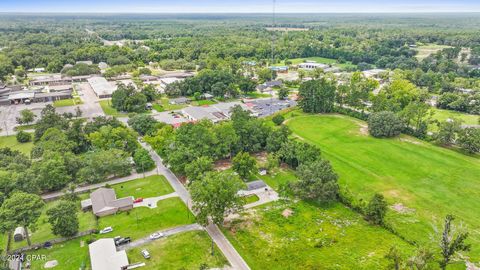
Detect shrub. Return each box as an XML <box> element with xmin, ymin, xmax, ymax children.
<box><xmin>365</xmin><ymin>193</ymin><xmax>388</xmax><ymax>225</ymax></box>
<box><xmin>272</xmin><ymin>114</ymin><xmax>285</xmax><ymax>126</ymax></box>
<box><xmin>367</xmin><ymin>111</ymin><xmax>403</xmax><ymax>138</ymax></box>
<box><xmin>16</xmin><ymin>131</ymin><xmax>31</xmax><ymax>143</ymax></box>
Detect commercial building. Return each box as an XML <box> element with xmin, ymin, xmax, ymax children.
<box><xmin>89</xmin><ymin>238</ymin><xmax>129</xmax><ymax>270</ymax></box>
<box><xmin>182</xmin><ymin>101</ymin><xmax>249</xmax><ymax>123</ymax></box>
<box><xmin>88</xmin><ymin>77</ymin><xmax>117</xmax><ymax>98</ymax></box>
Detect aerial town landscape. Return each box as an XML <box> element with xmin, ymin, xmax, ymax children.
<box><xmin>0</xmin><ymin>1</ymin><xmax>479</xmax><ymax>270</ymax></box>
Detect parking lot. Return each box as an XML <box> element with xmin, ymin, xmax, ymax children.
<box><xmin>248</xmin><ymin>98</ymin><xmax>297</xmax><ymax>117</ymax></box>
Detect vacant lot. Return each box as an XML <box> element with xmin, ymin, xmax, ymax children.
<box><xmin>53</xmin><ymin>97</ymin><xmax>83</xmax><ymax>107</ymax></box>
<box><xmin>414</xmin><ymin>44</ymin><xmax>452</xmax><ymax>60</ymax></box>
<box><xmin>431</xmin><ymin>109</ymin><xmax>479</xmax><ymax>130</ymax></box>
<box><xmin>98</xmin><ymin>197</ymin><xmax>192</xmax><ymax>241</ymax></box>
<box><xmin>112</xmin><ymin>174</ymin><xmax>174</xmax><ymax>199</ymax></box>
<box><xmin>128</xmin><ymin>231</ymin><xmax>228</xmax><ymax>269</ymax></box>
<box><xmin>0</xmin><ymin>135</ymin><xmax>33</xmax><ymax>155</ymax></box>
<box><xmin>287</xmin><ymin>114</ymin><xmax>480</xmax><ymax>259</ymax></box>
<box><xmin>99</xmin><ymin>99</ymin><xmax>128</xmax><ymax>117</ymax></box>
<box><xmin>224</xmin><ymin>200</ymin><xmax>412</xmax><ymax>270</ymax></box>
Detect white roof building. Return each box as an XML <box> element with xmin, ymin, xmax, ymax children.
<box><xmin>88</xmin><ymin>77</ymin><xmax>117</xmax><ymax>98</ymax></box>
<box><xmin>298</xmin><ymin>63</ymin><xmax>329</xmax><ymax>70</ymax></box>
<box><xmin>89</xmin><ymin>238</ymin><xmax>129</xmax><ymax>270</ymax></box>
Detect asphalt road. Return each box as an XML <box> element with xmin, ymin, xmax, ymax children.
<box><xmin>138</xmin><ymin>141</ymin><xmax>251</xmax><ymax>270</ymax></box>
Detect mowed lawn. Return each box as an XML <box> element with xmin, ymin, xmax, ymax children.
<box><xmin>223</xmin><ymin>200</ymin><xmax>413</xmax><ymax>270</ymax></box>
<box><xmin>127</xmin><ymin>231</ymin><xmax>228</xmax><ymax>269</ymax></box>
<box><xmin>431</xmin><ymin>109</ymin><xmax>479</xmax><ymax>131</ymax></box>
<box><xmin>99</xmin><ymin>99</ymin><xmax>128</xmax><ymax>117</ymax></box>
<box><xmin>287</xmin><ymin>114</ymin><xmax>480</xmax><ymax>259</ymax></box>
<box><xmin>0</xmin><ymin>135</ymin><xmax>33</xmax><ymax>155</ymax></box>
<box><xmin>112</xmin><ymin>175</ymin><xmax>174</xmax><ymax>199</ymax></box>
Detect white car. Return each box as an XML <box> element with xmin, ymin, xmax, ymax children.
<box><xmin>141</xmin><ymin>249</ymin><xmax>151</xmax><ymax>259</ymax></box>
<box><xmin>99</xmin><ymin>227</ymin><xmax>113</xmax><ymax>234</ymax></box>
<box><xmin>149</xmin><ymin>232</ymin><xmax>165</xmax><ymax>240</ymax></box>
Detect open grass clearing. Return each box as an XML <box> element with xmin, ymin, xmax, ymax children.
<box><xmin>53</xmin><ymin>97</ymin><xmax>83</xmax><ymax>107</ymax></box>
<box><xmin>287</xmin><ymin>114</ymin><xmax>480</xmax><ymax>259</ymax></box>
<box><xmin>98</xmin><ymin>197</ymin><xmax>192</xmax><ymax>241</ymax></box>
<box><xmin>127</xmin><ymin>231</ymin><xmax>228</xmax><ymax>270</ymax></box>
<box><xmin>191</xmin><ymin>99</ymin><xmax>218</xmax><ymax>106</ymax></box>
<box><xmin>414</xmin><ymin>44</ymin><xmax>452</xmax><ymax>60</ymax></box>
<box><xmin>111</xmin><ymin>174</ymin><xmax>174</xmax><ymax>199</ymax></box>
<box><xmin>223</xmin><ymin>200</ymin><xmax>413</xmax><ymax>270</ymax></box>
<box><xmin>10</xmin><ymin>200</ymin><xmax>97</xmax><ymax>250</ymax></box>
<box><xmin>430</xmin><ymin>108</ymin><xmax>479</xmax><ymax>131</ymax></box>
<box><xmin>0</xmin><ymin>135</ymin><xmax>33</xmax><ymax>155</ymax></box>
<box><xmin>153</xmin><ymin>98</ymin><xmax>189</xmax><ymax>112</ymax></box>
<box><xmin>99</xmin><ymin>99</ymin><xmax>128</xmax><ymax>117</ymax></box>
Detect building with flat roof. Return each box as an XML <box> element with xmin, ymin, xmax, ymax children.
<box><xmin>88</xmin><ymin>77</ymin><xmax>117</xmax><ymax>98</ymax></box>
<box><xmin>89</xmin><ymin>238</ymin><xmax>129</xmax><ymax>270</ymax></box>
<box><xmin>298</xmin><ymin>62</ymin><xmax>329</xmax><ymax>70</ymax></box>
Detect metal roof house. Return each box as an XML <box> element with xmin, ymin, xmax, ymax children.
<box><xmin>169</xmin><ymin>97</ymin><xmax>190</xmax><ymax>105</ymax></box>
<box><xmin>82</xmin><ymin>188</ymin><xmax>133</xmax><ymax>217</ymax></box>
<box><xmin>89</xmin><ymin>238</ymin><xmax>129</xmax><ymax>270</ymax></box>
<box><xmin>88</xmin><ymin>77</ymin><xmax>117</xmax><ymax>99</ymax></box>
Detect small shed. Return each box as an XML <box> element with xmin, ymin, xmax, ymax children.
<box><xmin>246</xmin><ymin>180</ymin><xmax>267</xmax><ymax>191</ymax></box>
<box><xmin>13</xmin><ymin>227</ymin><xmax>26</xmax><ymax>242</ymax></box>
<box><xmin>81</xmin><ymin>198</ymin><xmax>93</xmax><ymax>211</ymax></box>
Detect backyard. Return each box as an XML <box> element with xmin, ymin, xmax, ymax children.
<box><xmin>0</xmin><ymin>135</ymin><xmax>33</xmax><ymax>155</ymax></box>
<box><xmin>112</xmin><ymin>174</ymin><xmax>174</xmax><ymax>199</ymax></box>
<box><xmin>286</xmin><ymin>114</ymin><xmax>480</xmax><ymax>259</ymax></box>
<box><xmin>127</xmin><ymin>231</ymin><xmax>228</xmax><ymax>269</ymax></box>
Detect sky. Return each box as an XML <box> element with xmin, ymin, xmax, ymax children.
<box><xmin>1</xmin><ymin>0</ymin><xmax>480</xmax><ymax>13</ymax></box>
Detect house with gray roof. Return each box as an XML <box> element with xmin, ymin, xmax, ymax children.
<box><xmin>82</xmin><ymin>188</ymin><xmax>133</xmax><ymax>217</ymax></box>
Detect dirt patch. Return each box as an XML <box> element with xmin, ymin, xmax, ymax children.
<box><xmin>359</xmin><ymin>124</ymin><xmax>369</xmax><ymax>136</ymax></box>
<box><xmin>399</xmin><ymin>138</ymin><xmax>421</xmax><ymax>145</ymax></box>
<box><xmin>214</xmin><ymin>159</ymin><xmax>232</xmax><ymax>171</ymax></box>
<box><xmin>390</xmin><ymin>203</ymin><xmax>415</xmax><ymax>214</ymax></box>
<box><xmin>253</xmin><ymin>151</ymin><xmax>268</xmax><ymax>163</ymax></box>
<box><xmin>282</xmin><ymin>208</ymin><xmax>294</xmax><ymax>218</ymax></box>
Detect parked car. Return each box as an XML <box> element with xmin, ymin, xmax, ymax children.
<box><xmin>115</xmin><ymin>237</ymin><xmax>131</xmax><ymax>246</ymax></box>
<box><xmin>99</xmin><ymin>227</ymin><xmax>113</xmax><ymax>234</ymax></box>
<box><xmin>149</xmin><ymin>232</ymin><xmax>165</xmax><ymax>240</ymax></box>
<box><xmin>141</xmin><ymin>249</ymin><xmax>151</xmax><ymax>259</ymax></box>
<box><xmin>43</xmin><ymin>242</ymin><xmax>52</xmax><ymax>248</ymax></box>
<box><xmin>133</xmin><ymin>198</ymin><xmax>144</xmax><ymax>203</ymax></box>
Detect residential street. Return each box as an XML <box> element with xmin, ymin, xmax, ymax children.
<box><xmin>138</xmin><ymin>141</ymin><xmax>251</xmax><ymax>270</ymax></box>
<box><xmin>118</xmin><ymin>223</ymin><xmax>204</xmax><ymax>251</ymax></box>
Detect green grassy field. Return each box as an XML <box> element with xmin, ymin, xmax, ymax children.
<box><xmin>10</xmin><ymin>200</ymin><xmax>97</xmax><ymax>250</ymax></box>
<box><xmin>431</xmin><ymin>109</ymin><xmax>479</xmax><ymax>130</ymax></box>
<box><xmin>277</xmin><ymin>57</ymin><xmax>357</xmax><ymax>70</ymax></box>
<box><xmin>191</xmin><ymin>99</ymin><xmax>218</xmax><ymax>106</ymax></box>
<box><xmin>98</xmin><ymin>198</ymin><xmax>192</xmax><ymax>241</ymax></box>
<box><xmin>53</xmin><ymin>97</ymin><xmax>83</xmax><ymax>107</ymax></box>
<box><xmin>112</xmin><ymin>175</ymin><xmax>174</xmax><ymax>199</ymax></box>
<box><xmin>223</xmin><ymin>200</ymin><xmax>413</xmax><ymax>270</ymax></box>
<box><xmin>287</xmin><ymin>114</ymin><xmax>480</xmax><ymax>259</ymax></box>
<box><xmin>414</xmin><ymin>44</ymin><xmax>452</xmax><ymax>60</ymax></box>
<box><xmin>153</xmin><ymin>98</ymin><xmax>189</xmax><ymax>112</ymax></box>
<box><xmin>99</xmin><ymin>99</ymin><xmax>128</xmax><ymax>117</ymax></box>
<box><xmin>127</xmin><ymin>231</ymin><xmax>228</xmax><ymax>269</ymax></box>
<box><xmin>0</xmin><ymin>135</ymin><xmax>34</xmax><ymax>155</ymax></box>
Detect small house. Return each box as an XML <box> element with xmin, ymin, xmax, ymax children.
<box><xmin>169</xmin><ymin>97</ymin><xmax>190</xmax><ymax>105</ymax></box>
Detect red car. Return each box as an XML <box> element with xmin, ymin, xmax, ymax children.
<box><xmin>133</xmin><ymin>198</ymin><xmax>144</xmax><ymax>203</ymax></box>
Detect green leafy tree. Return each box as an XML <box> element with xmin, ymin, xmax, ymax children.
<box><xmin>232</xmin><ymin>152</ymin><xmax>257</xmax><ymax>180</ymax></box>
<box><xmin>128</xmin><ymin>114</ymin><xmax>162</xmax><ymax>136</ymax></box>
<box><xmin>293</xmin><ymin>159</ymin><xmax>339</xmax><ymax>203</ymax></box>
<box><xmin>257</xmin><ymin>68</ymin><xmax>277</xmax><ymax>83</ymax></box>
<box><xmin>32</xmin><ymin>151</ymin><xmax>72</xmax><ymax>191</ymax></box>
<box><xmin>277</xmin><ymin>140</ymin><xmax>321</xmax><ymax>168</ymax></box>
<box><xmin>435</xmin><ymin>119</ymin><xmax>463</xmax><ymax>146</ymax></box>
<box><xmin>133</xmin><ymin>148</ymin><xmax>155</xmax><ymax>173</ymax></box>
<box><xmin>385</xmin><ymin>246</ymin><xmax>404</xmax><ymax>270</ymax></box>
<box><xmin>406</xmin><ymin>247</ymin><xmax>435</xmax><ymax>270</ymax></box>
<box><xmin>272</xmin><ymin>114</ymin><xmax>285</xmax><ymax>126</ymax></box>
<box><xmin>185</xmin><ymin>156</ymin><xmax>214</xmax><ymax>184</ymax></box>
<box><xmin>399</xmin><ymin>101</ymin><xmax>433</xmax><ymax>138</ymax></box>
<box><xmin>438</xmin><ymin>215</ymin><xmax>470</xmax><ymax>270</ymax></box>
<box><xmin>298</xmin><ymin>78</ymin><xmax>337</xmax><ymax>113</ymax></box>
<box><xmin>190</xmin><ymin>172</ymin><xmax>245</xmax><ymax>226</ymax></box>
<box><xmin>278</xmin><ymin>87</ymin><xmax>290</xmax><ymax>100</ymax></box>
<box><xmin>16</xmin><ymin>109</ymin><xmax>36</xmax><ymax>125</ymax></box>
<box><xmin>88</xmin><ymin>125</ymin><xmax>139</xmax><ymax>154</ymax></box>
<box><xmin>16</xmin><ymin>131</ymin><xmax>31</xmax><ymax>143</ymax></box>
<box><xmin>368</xmin><ymin>111</ymin><xmax>404</xmax><ymax>138</ymax></box>
<box><xmin>77</xmin><ymin>149</ymin><xmax>131</xmax><ymax>183</ymax></box>
<box><xmin>46</xmin><ymin>201</ymin><xmax>79</xmax><ymax>237</ymax></box>
<box><xmin>266</xmin><ymin>125</ymin><xmax>291</xmax><ymax>152</ymax></box>
<box><xmin>365</xmin><ymin>193</ymin><xmax>388</xmax><ymax>225</ymax></box>
<box><xmin>457</xmin><ymin>127</ymin><xmax>480</xmax><ymax>154</ymax></box>
<box><xmin>34</xmin><ymin>105</ymin><xmax>69</xmax><ymax>141</ymax></box>
<box><xmin>0</xmin><ymin>192</ymin><xmax>44</xmax><ymax>246</ymax></box>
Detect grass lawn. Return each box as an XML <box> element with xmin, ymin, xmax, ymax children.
<box><xmin>430</xmin><ymin>109</ymin><xmax>479</xmax><ymax>131</ymax></box>
<box><xmin>243</xmin><ymin>194</ymin><xmax>260</xmax><ymax>204</ymax></box>
<box><xmin>99</xmin><ymin>99</ymin><xmax>128</xmax><ymax>117</ymax></box>
<box><xmin>112</xmin><ymin>175</ymin><xmax>174</xmax><ymax>199</ymax></box>
<box><xmin>98</xmin><ymin>198</ymin><xmax>192</xmax><ymax>241</ymax></box>
<box><xmin>223</xmin><ymin>200</ymin><xmax>413</xmax><ymax>270</ymax></box>
<box><xmin>287</xmin><ymin>114</ymin><xmax>480</xmax><ymax>259</ymax></box>
<box><xmin>127</xmin><ymin>231</ymin><xmax>228</xmax><ymax>269</ymax></box>
<box><xmin>153</xmin><ymin>98</ymin><xmax>189</xmax><ymax>112</ymax></box>
<box><xmin>191</xmin><ymin>99</ymin><xmax>218</xmax><ymax>106</ymax></box>
<box><xmin>276</xmin><ymin>57</ymin><xmax>357</xmax><ymax>70</ymax></box>
<box><xmin>26</xmin><ymin>236</ymin><xmax>92</xmax><ymax>270</ymax></box>
<box><xmin>245</xmin><ymin>92</ymin><xmax>272</xmax><ymax>98</ymax></box>
<box><xmin>53</xmin><ymin>97</ymin><xmax>83</xmax><ymax>107</ymax></box>
<box><xmin>0</xmin><ymin>135</ymin><xmax>33</xmax><ymax>155</ymax></box>
<box><xmin>414</xmin><ymin>44</ymin><xmax>452</xmax><ymax>60</ymax></box>
<box><xmin>257</xmin><ymin>169</ymin><xmax>296</xmax><ymax>190</ymax></box>
<box><xmin>10</xmin><ymin>200</ymin><xmax>97</xmax><ymax>250</ymax></box>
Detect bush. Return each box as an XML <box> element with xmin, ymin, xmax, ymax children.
<box><xmin>367</xmin><ymin>111</ymin><xmax>403</xmax><ymax>138</ymax></box>
<box><xmin>365</xmin><ymin>193</ymin><xmax>388</xmax><ymax>225</ymax></box>
<box><xmin>272</xmin><ymin>114</ymin><xmax>285</xmax><ymax>126</ymax></box>
<box><xmin>16</xmin><ymin>131</ymin><xmax>31</xmax><ymax>143</ymax></box>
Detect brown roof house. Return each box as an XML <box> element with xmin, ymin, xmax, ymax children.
<box><xmin>82</xmin><ymin>188</ymin><xmax>133</xmax><ymax>217</ymax></box>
